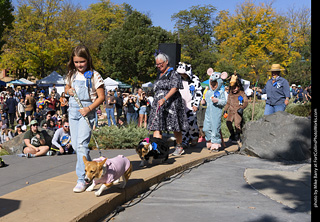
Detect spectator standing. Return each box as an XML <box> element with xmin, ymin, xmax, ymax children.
<box><xmin>46</xmin><ymin>93</ymin><xmax>58</xmax><ymax>111</ymax></box>
<box><xmin>254</xmin><ymin>64</ymin><xmax>290</xmax><ymax>115</ymax></box>
<box><xmin>17</xmin><ymin>98</ymin><xmax>26</xmax><ymax>122</ymax></box>
<box><xmin>60</xmin><ymin>92</ymin><xmax>69</xmax><ymax>115</ymax></box>
<box><xmin>290</xmin><ymin>84</ymin><xmax>297</xmax><ymax>98</ymax></box>
<box><xmin>5</xmin><ymin>93</ymin><xmax>18</xmax><ymax>129</ymax></box>
<box><xmin>115</xmin><ymin>91</ymin><xmax>123</xmax><ymax>125</ymax></box>
<box><xmin>36</xmin><ymin>93</ymin><xmax>46</xmax><ymax>110</ymax></box>
<box><xmin>138</xmin><ymin>91</ymin><xmax>149</xmax><ymax>128</ymax></box>
<box><xmin>105</xmin><ymin>90</ymin><xmax>116</xmax><ymax>126</ymax></box>
<box><xmin>25</xmin><ymin>92</ymin><xmax>36</xmax><ymax>125</ymax></box>
<box><xmin>125</xmin><ymin>95</ymin><xmax>139</xmax><ymax>124</ymax></box>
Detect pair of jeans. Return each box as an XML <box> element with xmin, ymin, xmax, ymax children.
<box><xmin>69</xmin><ymin>79</ymin><xmax>94</xmax><ymax>184</ymax></box>
<box><xmin>264</xmin><ymin>103</ymin><xmax>286</xmax><ymax>115</ymax></box>
<box><xmin>106</xmin><ymin>107</ymin><xmax>116</xmax><ymax>126</ymax></box>
<box><xmin>126</xmin><ymin>112</ymin><xmax>136</xmax><ymax>124</ymax></box>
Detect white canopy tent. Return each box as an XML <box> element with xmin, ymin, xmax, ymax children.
<box><xmin>19</xmin><ymin>78</ymin><xmax>36</xmax><ymax>85</ymax></box>
<box><xmin>104</xmin><ymin>77</ymin><xmax>119</xmax><ymax>92</ymax></box>
<box><xmin>142</xmin><ymin>82</ymin><xmax>153</xmax><ymax>88</ymax></box>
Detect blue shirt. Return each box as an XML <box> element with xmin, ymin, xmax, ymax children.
<box><xmin>261</xmin><ymin>77</ymin><xmax>290</xmax><ymax>106</ymax></box>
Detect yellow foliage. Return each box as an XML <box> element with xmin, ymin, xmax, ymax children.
<box><xmin>214</xmin><ymin>1</ymin><xmax>309</xmax><ymax>84</ymax></box>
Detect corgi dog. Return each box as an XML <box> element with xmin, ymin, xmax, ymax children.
<box><xmin>136</xmin><ymin>138</ymin><xmax>169</xmax><ymax>167</ymax></box>
<box><xmin>83</xmin><ymin>155</ymin><xmax>132</xmax><ymax>197</ymax></box>
<box><xmin>136</xmin><ymin>141</ymin><xmax>155</xmax><ymax>167</ymax></box>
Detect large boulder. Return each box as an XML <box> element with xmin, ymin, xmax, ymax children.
<box><xmin>240</xmin><ymin>111</ymin><xmax>311</xmax><ymax>161</ymax></box>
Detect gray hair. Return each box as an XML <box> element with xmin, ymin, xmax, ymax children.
<box><xmin>155</xmin><ymin>53</ymin><xmax>169</xmax><ymax>63</ymax></box>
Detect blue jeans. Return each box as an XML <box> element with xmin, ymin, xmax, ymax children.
<box><xmin>264</xmin><ymin>103</ymin><xmax>286</xmax><ymax>115</ymax></box>
<box><xmin>106</xmin><ymin>108</ymin><xmax>116</xmax><ymax>126</ymax></box>
<box><xmin>127</xmin><ymin>112</ymin><xmax>136</xmax><ymax>124</ymax></box>
<box><xmin>69</xmin><ymin>79</ymin><xmax>94</xmax><ymax>184</ymax></box>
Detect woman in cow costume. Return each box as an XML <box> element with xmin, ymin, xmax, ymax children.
<box><xmin>176</xmin><ymin>62</ymin><xmax>202</xmax><ymax>151</ymax></box>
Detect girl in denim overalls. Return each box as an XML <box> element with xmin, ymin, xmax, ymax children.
<box><xmin>65</xmin><ymin>45</ymin><xmax>105</xmax><ymax>193</ymax></box>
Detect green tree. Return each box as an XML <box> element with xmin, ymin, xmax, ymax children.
<box><xmin>0</xmin><ymin>0</ymin><xmax>128</xmax><ymax>78</ymax></box>
<box><xmin>172</xmin><ymin>5</ymin><xmax>217</xmax><ymax>81</ymax></box>
<box><xmin>76</xmin><ymin>0</ymin><xmax>127</xmax><ymax>74</ymax></box>
<box><xmin>0</xmin><ymin>0</ymin><xmax>14</xmax><ymax>54</ymax></box>
<box><xmin>100</xmin><ymin>11</ymin><xmax>174</xmax><ymax>86</ymax></box>
<box><xmin>0</xmin><ymin>0</ymin><xmax>72</xmax><ymax>78</ymax></box>
<box><xmin>284</xmin><ymin>6</ymin><xmax>311</xmax><ymax>86</ymax></box>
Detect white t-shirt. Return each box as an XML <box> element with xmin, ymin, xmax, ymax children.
<box><xmin>65</xmin><ymin>70</ymin><xmax>104</xmax><ymax>102</ymax></box>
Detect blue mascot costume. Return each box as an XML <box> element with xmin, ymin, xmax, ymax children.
<box><xmin>203</xmin><ymin>68</ymin><xmax>228</xmax><ymax>151</ymax></box>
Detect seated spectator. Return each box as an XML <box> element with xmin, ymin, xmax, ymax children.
<box><xmin>22</xmin><ymin>120</ymin><xmax>50</xmax><ymax>158</ymax></box>
<box><xmin>40</xmin><ymin>113</ymin><xmax>52</xmax><ymax>127</ymax></box>
<box><xmin>1</xmin><ymin>112</ymin><xmax>8</xmax><ymax>126</ymax></box>
<box><xmin>0</xmin><ymin>124</ymin><xmax>13</xmax><ymax>144</ymax></box>
<box><xmin>57</xmin><ymin>117</ymin><xmax>63</xmax><ymax>129</ymax></box>
<box><xmin>33</xmin><ymin>107</ymin><xmax>43</xmax><ymax>123</ymax></box>
<box><xmin>16</xmin><ymin>118</ymin><xmax>27</xmax><ymax>131</ymax></box>
<box><xmin>51</xmin><ymin>119</ymin><xmax>73</xmax><ymax>155</ymax></box>
<box><xmin>42</xmin><ymin>122</ymin><xmax>48</xmax><ymax>130</ymax></box>
<box><xmin>47</xmin><ymin>118</ymin><xmax>58</xmax><ymax>132</ymax></box>
<box><xmin>14</xmin><ymin>124</ymin><xmax>25</xmax><ymax>136</ymax></box>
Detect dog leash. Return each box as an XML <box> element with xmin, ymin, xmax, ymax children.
<box><xmin>148</xmin><ymin>104</ymin><xmax>161</xmax><ymax>135</ymax></box>
<box><xmin>71</xmin><ymin>89</ymin><xmax>102</xmax><ymax>157</ymax></box>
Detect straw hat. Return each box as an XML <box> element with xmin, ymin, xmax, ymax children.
<box><xmin>269</xmin><ymin>64</ymin><xmax>284</xmax><ymax>72</ymax></box>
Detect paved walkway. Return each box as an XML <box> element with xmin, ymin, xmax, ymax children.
<box><xmin>0</xmin><ymin>142</ymin><xmax>311</xmax><ymax>222</ymax></box>
<box><xmin>0</xmin><ymin>143</ymin><xmax>237</xmax><ymax>221</ymax></box>
<box><xmin>107</xmin><ymin>155</ymin><xmax>311</xmax><ymax>222</ymax></box>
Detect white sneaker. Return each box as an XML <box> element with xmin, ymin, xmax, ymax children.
<box><xmin>73</xmin><ymin>183</ymin><xmax>86</xmax><ymax>193</ymax></box>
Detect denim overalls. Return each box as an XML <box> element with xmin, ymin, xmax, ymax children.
<box><xmin>69</xmin><ymin>78</ymin><xmax>95</xmax><ymax>184</ymax></box>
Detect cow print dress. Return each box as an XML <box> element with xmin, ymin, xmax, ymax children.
<box><xmin>148</xmin><ymin>68</ymin><xmax>188</xmax><ymax>132</ymax></box>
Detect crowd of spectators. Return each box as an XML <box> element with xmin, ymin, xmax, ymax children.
<box><xmin>0</xmin><ymin>84</ymin><xmax>68</xmax><ymax>153</ymax></box>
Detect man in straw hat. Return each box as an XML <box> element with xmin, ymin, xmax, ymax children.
<box><xmin>254</xmin><ymin>64</ymin><xmax>290</xmax><ymax>115</ymax></box>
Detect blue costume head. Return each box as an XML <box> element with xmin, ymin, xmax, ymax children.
<box><xmin>207</xmin><ymin>68</ymin><xmax>228</xmax><ymax>92</ymax></box>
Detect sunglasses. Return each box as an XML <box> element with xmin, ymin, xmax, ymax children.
<box><xmin>31</xmin><ymin>124</ymin><xmax>38</xmax><ymax>127</ymax></box>
<box><xmin>64</xmin><ymin>125</ymin><xmax>69</xmax><ymax>128</ymax></box>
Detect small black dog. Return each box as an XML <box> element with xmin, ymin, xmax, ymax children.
<box><xmin>136</xmin><ymin>137</ymin><xmax>169</xmax><ymax>167</ymax></box>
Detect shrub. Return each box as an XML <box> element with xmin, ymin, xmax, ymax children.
<box><xmin>221</xmin><ymin>100</ymin><xmax>265</xmax><ymax>138</ymax></box>
<box><xmin>285</xmin><ymin>101</ymin><xmax>311</xmax><ymax>117</ymax></box>
<box><xmin>89</xmin><ymin>123</ymin><xmax>149</xmax><ymax>149</ymax></box>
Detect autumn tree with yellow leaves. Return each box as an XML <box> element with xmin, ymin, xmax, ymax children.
<box><xmin>214</xmin><ymin>1</ymin><xmax>311</xmax><ymax>85</ymax></box>
<box><xmin>0</xmin><ymin>0</ymin><xmax>127</xmax><ymax>78</ymax></box>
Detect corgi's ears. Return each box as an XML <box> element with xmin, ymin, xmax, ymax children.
<box><xmin>207</xmin><ymin>68</ymin><xmax>214</xmax><ymax>76</ymax></box>
<box><xmin>99</xmin><ymin>158</ymin><xmax>107</xmax><ymax>168</ymax></box>
<box><xmin>83</xmin><ymin>156</ymin><xmax>88</xmax><ymax>163</ymax></box>
<box><xmin>221</xmin><ymin>72</ymin><xmax>228</xmax><ymax>80</ymax></box>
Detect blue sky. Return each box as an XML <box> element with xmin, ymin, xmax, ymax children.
<box><xmin>74</xmin><ymin>0</ymin><xmax>311</xmax><ymax>31</ymax></box>
<box><xmin>12</xmin><ymin>0</ymin><xmax>311</xmax><ymax>31</ymax></box>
